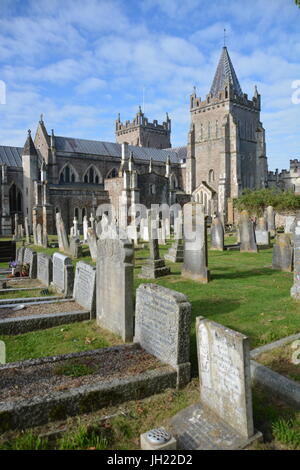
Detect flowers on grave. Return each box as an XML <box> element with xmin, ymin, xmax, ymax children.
<box><xmin>9</xmin><ymin>260</ymin><xmax>18</xmax><ymax>269</ymax></box>
<box><xmin>21</xmin><ymin>263</ymin><xmax>30</xmax><ymax>277</ymax></box>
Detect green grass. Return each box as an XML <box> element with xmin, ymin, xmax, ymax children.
<box><xmin>256</xmin><ymin>342</ymin><xmax>300</xmax><ymax>383</ymax></box>
<box><xmin>0</xmin><ymin>288</ymin><xmax>57</xmax><ymax>299</ymax></box>
<box><xmin>0</xmin><ymin>321</ymin><xmax>122</xmax><ymax>362</ymax></box>
<box><xmin>272</xmin><ymin>418</ymin><xmax>300</xmax><ymax>449</ymax></box>
<box><xmin>54</xmin><ymin>359</ymin><xmax>97</xmax><ymax>378</ymax></box>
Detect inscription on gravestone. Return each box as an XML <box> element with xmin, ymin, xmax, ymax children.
<box><xmin>37</xmin><ymin>253</ymin><xmax>53</xmax><ymax>286</ymax></box>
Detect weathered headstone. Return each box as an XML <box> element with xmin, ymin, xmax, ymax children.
<box><xmin>16</xmin><ymin>246</ymin><xmax>25</xmax><ymax>265</ymax></box>
<box><xmin>55</xmin><ymin>212</ymin><xmax>69</xmax><ymax>253</ymax></box>
<box><xmin>134</xmin><ymin>283</ymin><xmax>191</xmax><ymax>387</ymax></box>
<box><xmin>285</xmin><ymin>216</ymin><xmax>296</xmax><ymax>234</ymax></box>
<box><xmin>266</xmin><ymin>206</ymin><xmax>275</xmax><ymax>236</ymax></box>
<box><xmin>255</xmin><ymin>229</ymin><xmax>270</xmax><ymax>247</ymax></box>
<box><xmin>181</xmin><ymin>203</ymin><xmax>210</xmax><ymax>283</ymax></box>
<box><xmin>23</xmin><ymin>248</ymin><xmax>37</xmax><ymax>278</ymax></box>
<box><xmin>69</xmin><ymin>236</ymin><xmax>82</xmax><ymax>259</ymax></box>
<box><xmin>139</xmin><ymin>211</ymin><xmax>170</xmax><ymax>279</ymax></box>
<box><xmin>83</xmin><ymin>216</ymin><xmax>89</xmax><ymax>242</ymax></box>
<box><xmin>73</xmin><ymin>261</ymin><xmax>96</xmax><ymax>317</ymax></box>
<box><xmin>272</xmin><ymin>234</ymin><xmax>293</xmax><ymax>272</ymax></box>
<box><xmin>52</xmin><ymin>252</ymin><xmax>74</xmax><ymax>297</ymax></box>
<box><xmin>210</xmin><ymin>216</ymin><xmax>224</xmax><ymax>251</ymax></box>
<box><xmin>37</xmin><ymin>253</ymin><xmax>53</xmax><ymax>286</ymax></box>
<box><xmin>170</xmin><ymin>317</ymin><xmax>261</xmax><ymax>449</ymax></box>
<box><xmin>87</xmin><ymin>228</ymin><xmax>98</xmax><ymax>261</ymax></box>
<box><xmin>96</xmin><ymin>238</ymin><xmax>134</xmax><ymax>341</ymax></box>
<box><xmin>239</xmin><ymin>211</ymin><xmax>258</xmax><ymax>253</ymax></box>
<box><xmin>33</xmin><ymin>222</ymin><xmax>37</xmax><ymax>246</ymax></box>
<box><xmin>36</xmin><ymin>224</ymin><xmax>43</xmax><ymax>246</ymax></box>
<box><xmin>291</xmin><ymin>218</ymin><xmax>300</xmax><ymax>299</ymax></box>
<box><xmin>24</xmin><ymin>217</ymin><xmax>30</xmax><ymax>244</ymax></box>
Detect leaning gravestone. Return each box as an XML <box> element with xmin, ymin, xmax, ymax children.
<box><xmin>23</xmin><ymin>248</ymin><xmax>37</xmax><ymax>278</ymax></box>
<box><xmin>55</xmin><ymin>212</ymin><xmax>69</xmax><ymax>253</ymax></box>
<box><xmin>291</xmin><ymin>218</ymin><xmax>300</xmax><ymax>299</ymax></box>
<box><xmin>239</xmin><ymin>211</ymin><xmax>258</xmax><ymax>253</ymax></box>
<box><xmin>170</xmin><ymin>317</ymin><xmax>261</xmax><ymax>449</ymax></box>
<box><xmin>87</xmin><ymin>228</ymin><xmax>98</xmax><ymax>261</ymax></box>
<box><xmin>96</xmin><ymin>238</ymin><xmax>134</xmax><ymax>341</ymax></box>
<box><xmin>210</xmin><ymin>216</ymin><xmax>224</xmax><ymax>251</ymax></box>
<box><xmin>52</xmin><ymin>252</ymin><xmax>74</xmax><ymax>298</ymax></box>
<box><xmin>272</xmin><ymin>234</ymin><xmax>293</xmax><ymax>272</ymax></box>
<box><xmin>134</xmin><ymin>283</ymin><xmax>191</xmax><ymax>388</ymax></box>
<box><xmin>73</xmin><ymin>261</ymin><xmax>96</xmax><ymax>317</ymax></box>
<box><xmin>37</xmin><ymin>253</ymin><xmax>53</xmax><ymax>286</ymax></box>
<box><xmin>181</xmin><ymin>203</ymin><xmax>210</xmax><ymax>283</ymax></box>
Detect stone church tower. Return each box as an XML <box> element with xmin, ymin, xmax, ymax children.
<box><xmin>186</xmin><ymin>46</ymin><xmax>268</xmax><ymax>220</ymax></box>
<box><xmin>116</xmin><ymin>106</ymin><xmax>171</xmax><ymax>149</ymax></box>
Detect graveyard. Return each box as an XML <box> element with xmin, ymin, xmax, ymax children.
<box><xmin>0</xmin><ymin>217</ymin><xmax>300</xmax><ymax>450</ymax></box>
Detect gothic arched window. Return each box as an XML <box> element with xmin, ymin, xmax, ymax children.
<box><xmin>83</xmin><ymin>165</ymin><xmax>102</xmax><ymax>184</ymax></box>
<box><xmin>9</xmin><ymin>183</ymin><xmax>22</xmax><ymax>213</ymax></box>
<box><xmin>106</xmin><ymin>168</ymin><xmax>118</xmax><ymax>179</ymax></box>
<box><xmin>59</xmin><ymin>164</ymin><xmax>76</xmax><ymax>183</ymax></box>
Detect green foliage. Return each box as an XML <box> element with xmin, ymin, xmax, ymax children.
<box><xmin>233</xmin><ymin>188</ymin><xmax>300</xmax><ymax>216</ymax></box>
<box><xmin>296</xmin><ymin>0</ymin><xmax>300</xmax><ymax>8</ymax></box>
<box><xmin>58</xmin><ymin>424</ymin><xmax>109</xmax><ymax>450</ymax></box>
<box><xmin>272</xmin><ymin>418</ymin><xmax>300</xmax><ymax>448</ymax></box>
<box><xmin>0</xmin><ymin>432</ymin><xmax>49</xmax><ymax>450</ymax></box>
<box><xmin>54</xmin><ymin>359</ymin><xmax>96</xmax><ymax>378</ymax></box>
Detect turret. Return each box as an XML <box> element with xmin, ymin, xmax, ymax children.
<box><xmin>22</xmin><ymin>129</ymin><xmax>39</xmax><ymax>228</ymax></box>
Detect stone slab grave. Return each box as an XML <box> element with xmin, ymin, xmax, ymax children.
<box><xmin>37</xmin><ymin>253</ymin><xmax>53</xmax><ymax>286</ymax></box>
<box><xmin>134</xmin><ymin>283</ymin><xmax>191</xmax><ymax>388</ymax></box>
<box><xmin>52</xmin><ymin>252</ymin><xmax>74</xmax><ymax>298</ymax></box>
<box><xmin>170</xmin><ymin>317</ymin><xmax>262</xmax><ymax>450</ymax></box>
<box><xmin>210</xmin><ymin>216</ymin><xmax>224</xmax><ymax>251</ymax></box>
<box><xmin>181</xmin><ymin>203</ymin><xmax>210</xmax><ymax>283</ymax></box>
<box><xmin>73</xmin><ymin>261</ymin><xmax>96</xmax><ymax>318</ymax></box>
<box><xmin>272</xmin><ymin>234</ymin><xmax>293</xmax><ymax>272</ymax></box>
<box><xmin>97</xmin><ymin>237</ymin><xmax>134</xmax><ymax>342</ymax></box>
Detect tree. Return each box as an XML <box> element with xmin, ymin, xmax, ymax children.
<box><xmin>233</xmin><ymin>188</ymin><xmax>300</xmax><ymax>216</ymax></box>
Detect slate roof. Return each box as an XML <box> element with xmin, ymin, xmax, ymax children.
<box><xmin>210</xmin><ymin>47</ymin><xmax>243</xmax><ymax>98</ymax></box>
<box><xmin>0</xmin><ymin>146</ymin><xmax>23</xmax><ymax>167</ymax></box>
<box><xmin>54</xmin><ymin>136</ymin><xmax>182</xmax><ymax>164</ymax></box>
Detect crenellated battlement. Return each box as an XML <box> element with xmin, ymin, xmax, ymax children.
<box><xmin>190</xmin><ymin>85</ymin><xmax>260</xmax><ymax>113</ymax></box>
<box><xmin>116</xmin><ymin>107</ymin><xmax>171</xmax><ymax>133</ymax></box>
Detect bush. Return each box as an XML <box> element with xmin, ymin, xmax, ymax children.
<box><xmin>233</xmin><ymin>188</ymin><xmax>300</xmax><ymax>216</ymax></box>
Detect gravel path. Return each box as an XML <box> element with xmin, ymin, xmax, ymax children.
<box><xmin>0</xmin><ymin>347</ymin><xmax>163</xmax><ymax>403</ymax></box>
<box><xmin>0</xmin><ymin>301</ymin><xmax>84</xmax><ymax>319</ymax></box>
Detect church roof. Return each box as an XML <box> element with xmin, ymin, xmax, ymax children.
<box><xmin>0</xmin><ymin>146</ymin><xmax>23</xmax><ymax>167</ymax></box>
<box><xmin>210</xmin><ymin>47</ymin><xmax>243</xmax><ymax>98</ymax></box>
<box><xmin>54</xmin><ymin>136</ymin><xmax>182</xmax><ymax>164</ymax></box>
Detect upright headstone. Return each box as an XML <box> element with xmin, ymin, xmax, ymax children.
<box><xmin>210</xmin><ymin>216</ymin><xmax>224</xmax><ymax>251</ymax></box>
<box><xmin>16</xmin><ymin>246</ymin><xmax>25</xmax><ymax>265</ymax></box>
<box><xmin>32</xmin><ymin>222</ymin><xmax>37</xmax><ymax>246</ymax></box>
<box><xmin>24</xmin><ymin>217</ymin><xmax>30</xmax><ymax>244</ymax></box>
<box><xmin>285</xmin><ymin>216</ymin><xmax>296</xmax><ymax>234</ymax></box>
<box><xmin>139</xmin><ymin>211</ymin><xmax>170</xmax><ymax>279</ymax></box>
<box><xmin>69</xmin><ymin>236</ymin><xmax>82</xmax><ymax>259</ymax></box>
<box><xmin>170</xmin><ymin>317</ymin><xmax>261</xmax><ymax>449</ymax></box>
<box><xmin>55</xmin><ymin>212</ymin><xmax>69</xmax><ymax>253</ymax></box>
<box><xmin>164</xmin><ymin>239</ymin><xmax>184</xmax><ymax>263</ymax></box>
<box><xmin>23</xmin><ymin>248</ymin><xmax>37</xmax><ymax>278</ymax></box>
<box><xmin>36</xmin><ymin>224</ymin><xmax>43</xmax><ymax>246</ymax></box>
<box><xmin>73</xmin><ymin>261</ymin><xmax>96</xmax><ymax>317</ymax></box>
<box><xmin>272</xmin><ymin>234</ymin><xmax>293</xmax><ymax>272</ymax></box>
<box><xmin>96</xmin><ymin>238</ymin><xmax>134</xmax><ymax>341</ymax></box>
<box><xmin>37</xmin><ymin>253</ymin><xmax>53</xmax><ymax>286</ymax></box>
<box><xmin>135</xmin><ymin>284</ymin><xmax>191</xmax><ymax>387</ymax></box>
<box><xmin>291</xmin><ymin>218</ymin><xmax>300</xmax><ymax>299</ymax></box>
<box><xmin>140</xmin><ymin>218</ymin><xmax>149</xmax><ymax>241</ymax></box>
<box><xmin>181</xmin><ymin>203</ymin><xmax>210</xmax><ymax>283</ymax></box>
<box><xmin>83</xmin><ymin>216</ymin><xmax>89</xmax><ymax>242</ymax></box>
<box><xmin>266</xmin><ymin>206</ymin><xmax>276</xmax><ymax>237</ymax></box>
<box><xmin>70</xmin><ymin>217</ymin><xmax>79</xmax><ymax>237</ymax></box>
<box><xmin>52</xmin><ymin>252</ymin><xmax>74</xmax><ymax>297</ymax></box>
<box><xmin>239</xmin><ymin>211</ymin><xmax>258</xmax><ymax>253</ymax></box>
<box><xmin>158</xmin><ymin>219</ymin><xmax>166</xmax><ymax>245</ymax></box>
<box><xmin>87</xmin><ymin>228</ymin><xmax>98</xmax><ymax>261</ymax></box>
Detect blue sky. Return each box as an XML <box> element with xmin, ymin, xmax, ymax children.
<box><xmin>0</xmin><ymin>0</ymin><xmax>299</xmax><ymax>171</ymax></box>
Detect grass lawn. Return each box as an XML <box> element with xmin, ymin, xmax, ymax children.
<box><xmin>256</xmin><ymin>341</ymin><xmax>300</xmax><ymax>384</ymax></box>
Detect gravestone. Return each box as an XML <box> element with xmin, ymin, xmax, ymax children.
<box><xmin>52</xmin><ymin>252</ymin><xmax>74</xmax><ymax>297</ymax></box>
<box><xmin>135</xmin><ymin>283</ymin><xmax>191</xmax><ymax>387</ymax></box>
<box><xmin>96</xmin><ymin>238</ymin><xmax>134</xmax><ymax>341</ymax></box>
<box><xmin>272</xmin><ymin>234</ymin><xmax>293</xmax><ymax>272</ymax></box>
<box><xmin>23</xmin><ymin>248</ymin><xmax>37</xmax><ymax>278</ymax></box>
<box><xmin>16</xmin><ymin>246</ymin><xmax>25</xmax><ymax>265</ymax></box>
<box><xmin>70</xmin><ymin>217</ymin><xmax>79</xmax><ymax>237</ymax></box>
<box><xmin>37</xmin><ymin>253</ymin><xmax>53</xmax><ymax>286</ymax></box>
<box><xmin>127</xmin><ymin>224</ymin><xmax>138</xmax><ymax>245</ymax></box>
<box><xmin>83</xmin><ymin>216</ymin><xmax>89</xmax><ymax>242</ymax></box>
<box><xmin>285</xmin><ymin>216</ymin><xmax>296</xmax><ymax>234</ymax></box>
<box><xmin>87</xmin><ymin>228</ymin><xmax>98</xmax><ymax>261</ymax></box>
<box><xmin>55</xmin><ymin>212</ymin><xmax>69</xmax><ymax>253</ymax></box>
<box><xmin>164</xmin><ymin>239</ymin><xmax>184</xmax><ymax>263</ymax></box>
<box><xmin>32</xmin><ymin>223</ymin><xmax>37</xmax><ymax>246</ymax></box>
<box><xmin>24</xmin><ymin>217</ymin><xmax>30</xmax><ymax>244</ymax></box>
<box><xmin>266</xmin><ymin>206</ymin><xmax>275</xmax><ymax>236</ymax></box>
<box><xmin>158</xmin><ymin>219</ymin><xmax>166</xmax><ymax>245</ymax></box>
<box><xmin>73</xmin><ymin>261</ymin><xmax>96</xmax><ymax>317</ymax></box>
<box><xmin>255</xmin><ymin>229</ymin><xmax>270</xmax><ymax>247</ymax></box>
<box><xmin>170</xmin><ymin>317</ymin><xmax>261</xmax><ymax>449</ymax></box>
<box><xmin>210</xmin><ymin>216</ymin><xmax>224</xmax><ymax>251</ymax></box>
<box><xmin>291</xmin><ymin>218</ymin><xmax>300</xmax><ymax>299</ymax></box>
<box><xmin>69</xmin><ymin>236</ymin><xmax>82</xmax><ymax>259</ymax></box>
<box><xmin>239</xmin><ymin>211</ymin><xmax>258</xmax><ymax>253</ymax></box>
<box><xmin>36</xmin><ymin>224</ymin><xmax>43</xmax><ymax>246</ymax></box>
<box><xmin>139</xmin><ymin>211</ymin><xmax>170</xmax><ymax>279</ymax></box>
<box><xmin>181</xmin><ymin>203</ymin><xmax>210</xmax><ymax>283</ymax></box>
<box><xmin>140</xmin><ymin>218</ymin><xmax>149</xmax><ymax>241</ymax></box>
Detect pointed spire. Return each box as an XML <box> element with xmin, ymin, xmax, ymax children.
<box><xmin>210</xmin><ymin>47</ymin><xmax>243</xmax><ymax>98</ymax></box>
<box><xmin>23</xmin><ymin>129</ymin><xmax>38</xmax><ymax>156</ymax></box>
